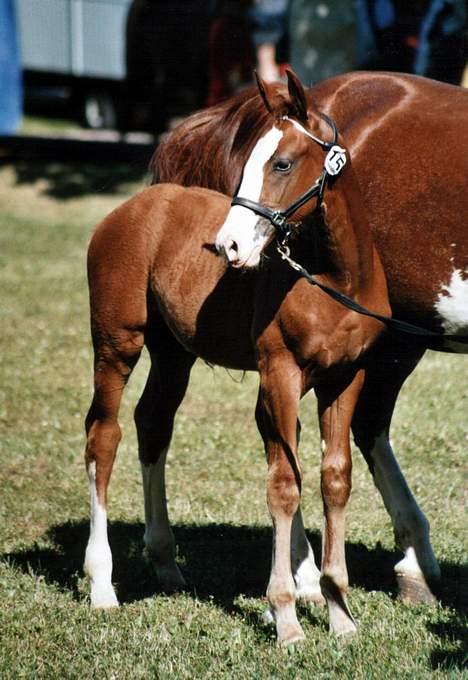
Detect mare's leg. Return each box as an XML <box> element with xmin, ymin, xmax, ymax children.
<box><xmin>84</xmin><ymin>325</ymin><xmax>144</xmax><ymax>608</ymax></box>
<box><xmin>135</xmin><ymin>325</ymin><xmax>195</xmax><ymax>592</ymax></box>
<box><xmin>255</xmin><ymin>395</ymin><xmax>323</xmax><ymax>606</ymax></box>
<box><xmin>257</xmin><ymin>354</ymin><xmax>304</xmax><ymax>645</ymax></box>
<box><xmin>352</xmin><ymin>336</ymin><xmax>440</xmax><ymax>603</ymax></box>
<box><xmin>316</xmin><ymin>371</ymin><xmax>364</xmax><ymax>636</ymax></box>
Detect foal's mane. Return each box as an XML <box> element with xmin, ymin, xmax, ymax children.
<box><xmin>150</xmin><ymin>85</ymin><xmax>283</xmax><ymax>195</ymax></box>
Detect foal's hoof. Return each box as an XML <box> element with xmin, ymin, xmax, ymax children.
<box><xmin>397</xmin><ymin>574</ymin><xmax>438</xmax><ymax>605</ymax></box>
<box><xmin>90</xmin><ymin>585</ymin><xmax>119</xmax><ymax>609</ymax></box>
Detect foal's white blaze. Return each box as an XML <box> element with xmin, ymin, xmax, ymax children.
<box><xmin>84</xmin><ymin>462</ymin><xmax>118</xmax><ymax>608</ymax></box>
<box><xmin>435</xmin><ymin>268</ymin><xmax>468</xmax><ymax>352</ymax></box>
<box><xmin>215</xmin><ymin>126</ymin><xmax>283</xmax><ymax>267</ymax></box>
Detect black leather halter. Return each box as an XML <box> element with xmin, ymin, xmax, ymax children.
<box><xmin>231</xmin><ymin>113</ymin><xmax>344</xmax><ymax>243</ymax></box>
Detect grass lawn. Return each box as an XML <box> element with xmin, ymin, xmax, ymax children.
<box><xmin>0</xmin><ymin>157</ymin><xmax>466</xmax><ymax>678</ymax></box>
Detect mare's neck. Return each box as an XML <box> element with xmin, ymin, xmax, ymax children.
<box><xmin>318</xmin><ymin>162</ymin><xmax>375</xmax><ymax>295</ymax></box>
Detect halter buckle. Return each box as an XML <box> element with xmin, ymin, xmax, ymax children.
<box><xmin>270</xmin><ymin>211</ymin><xmax>287</xmax><ymax>230</ymax></box>
<box><xmin>269</xmin><ymin>211</ymin><xmax>291</xmax><ymax>244</ymax></box>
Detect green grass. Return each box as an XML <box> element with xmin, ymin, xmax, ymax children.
<box><xmin>0</xmin><ymin>161</ymin><xmax>466</xmax><ymax>678</ymax></box>
<box><xmin>20</xmin><ymin>114</ymin><xmax>81</xmax><ymax>135</ymax></box>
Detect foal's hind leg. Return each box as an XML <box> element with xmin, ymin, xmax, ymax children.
<box><xmin>135</xmin><ymin>326</ymin><xmax>195</xmax><ymax>592</ymax></box>
<box><xmin>84</xmin><ymin>328</ymin><xmax>144</xmax><ymax>608</ymax></box>
<box><xmin>352</xmin><ymin>336</ymin><xmax>440</xmax><ymax>603</ymax></box>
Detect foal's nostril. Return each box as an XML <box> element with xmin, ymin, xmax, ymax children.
<box><xmin>224</xmin><ymin>238</ymin><xmax>239</xmax><ymax>262</ymax></box>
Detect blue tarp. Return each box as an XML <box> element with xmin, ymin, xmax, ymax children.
<box><xmin>0</xmin><ymin>0</ymin><xmax>22</xmax><ymax>134</ymax></box>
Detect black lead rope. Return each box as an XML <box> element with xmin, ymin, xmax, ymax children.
<box><xmin>277</xmin><ymin>244</ymin><xmax>468</xmax><ymax>345</ymax></box>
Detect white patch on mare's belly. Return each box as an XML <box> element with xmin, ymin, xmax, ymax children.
<box><xmin>434</xmin><ymin>269</ymin><xmax>468</xmax><ymax>342</ymax></box>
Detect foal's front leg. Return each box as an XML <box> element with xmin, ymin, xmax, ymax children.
<box><xmin>257</xmin><ymin>354</ymin><xmax>305</xmax><ymax>645</ymax></box>
<box><xmin>316</xmin><ymin>371</ymin><xmax>364</xmax><ymax>637</ymax></box>
<box><xmin>255</xmin><ymin>395</ymin><xmax>323</xmax><ymax>606</ymax></box>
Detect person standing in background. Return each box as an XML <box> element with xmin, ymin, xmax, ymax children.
<box><xmin>206</xmin><ymin>1</ymin><xmax>255</xmax><ymax>106</ymax></box>
<box><xmin>248</xmin><ymin>0</ymin><xmax>290</xmax><ymax>82</ymax></box>
<box><xmin>355</xmin><ymin>0</ymin><xmax>466</xmax><ymax>85</ymax></box>
<box><xmin>126</xmin><ymin>0</ymin><xmax>212</xmax><ymax>131</ymax></box>
<box><xmin>206</xmin><ymin>0</ymin><xmax>290</xmax><ymax>106</ymax></box>
<box><xmin>289</xmin><ymin>0</ymin><xmax>465</xmax><ymax>87</ymax></box>
<box><xmin>288</xmin><ymin>0</ymin><xmax>357</xmax><ymax>85</ymax></box>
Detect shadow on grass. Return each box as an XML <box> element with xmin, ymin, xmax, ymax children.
<box><xmin>3</xmin><ymin>520</ymin><xmax>467</xmax><ymax>665</ymax></box>
<box><xmin>10</xmin><ymin>159</ymin><xmax>149</xmax><ymax>200</ymax></box>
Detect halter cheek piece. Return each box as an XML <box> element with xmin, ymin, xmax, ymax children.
<box><xmin>231</xmin><ymin>113</ymin><xmax>347</xmax><ymax>244</ymax></box>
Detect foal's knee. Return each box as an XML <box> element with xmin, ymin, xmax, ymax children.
<box><xmin>321</xmin><ymin>456</ymin><xmax>351</xmax><ymax>508</ymax></box>
<box><xmin>267</xmin><ymin>464</ymin><xmax>301</xmax><ymax>517</ymax></box>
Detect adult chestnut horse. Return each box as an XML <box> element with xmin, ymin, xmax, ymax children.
<box><xmin>152</xmin><ymin>70</ymin><xmax>468</xmax><ymax>604</ymax></box>
<box><xmin>84</xmin><ymin>75</ymin><xmax>389</xmax><ymax>644</ymax></box>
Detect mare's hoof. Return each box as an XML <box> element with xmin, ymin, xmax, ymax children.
<box><xmin>328</xmin><ymin>600</ymin><xmax>358</xmax><ymax>639</ymax></box>
<box><xmin>396</xmin><ymin>574</ymin><xmax>438</xmax><ymax>605</ymax></box>
<box><xmin>331</xmin><ymin>620</ymin><xmax>357</xmax><ymax>642</ymax></box>
<box><xmin>263</xmin><ymin>608</ymin><xmax>305</xmax><ymax>644</ymax></box>
<box><xmin>269</xmin><ymin>601</ymin><xmax>306</xmax><ymax>645</ymax></box>
<box><xmin>152</xmin><ymin>560</ymin><xmax>187</xmax><ymax>593</ymax></box>
<box><xmin>278</xmin><ymin>623</ymin><xmax>306</xmax><ymax>647</ymax></box>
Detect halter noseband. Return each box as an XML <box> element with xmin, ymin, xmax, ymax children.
<box><xmin>231</xmin><ymin>113</ymin><xmax>346</xmax><ymax>243</ymax></box>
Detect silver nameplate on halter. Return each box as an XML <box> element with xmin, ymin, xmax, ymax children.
<box><xmin>324</xmin><ymin>145</ymin><xmax>347</xmax><ymax>176</ymax></box>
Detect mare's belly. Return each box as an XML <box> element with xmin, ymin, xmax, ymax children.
<box><xmin>433</xmin><ymin>267</ymin><xmax>468</xmax><ymax>353</ymax></box>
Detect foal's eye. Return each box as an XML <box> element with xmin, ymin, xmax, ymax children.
<box><xmin>273</xmin><ymin>159</ymin><xmax>292</xmax><ymax>173</ymax></box>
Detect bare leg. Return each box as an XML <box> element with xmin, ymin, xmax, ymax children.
<box><xmin>353</xmin><ymin>336</ymin><xmax>440</xmax><ymax>602</ymax></box>
<box><xmin>317</xmin><ymin>371</ymin><xmax>364</xmax><ymax>636</ymax></box>
<box><xmin>135</xmin><ymin>329</ymin><xmax>195</xmax><ymax>592</ymax></box>
<box><xmin>257</xmin><ymin>354</ymin><xmax>305</xmax><ymax>645</ymax></box>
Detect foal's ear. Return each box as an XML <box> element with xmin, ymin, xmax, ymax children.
<box><xmin>286</xmin><ymin>70</ymin><xmax>309</xmax><ymax>123</ymax></box>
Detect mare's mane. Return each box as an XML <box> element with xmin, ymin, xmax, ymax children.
<box><xmin>150</xmin><ymin>85</ymin><xmax>283</xmax><ymax>194</ymax></box>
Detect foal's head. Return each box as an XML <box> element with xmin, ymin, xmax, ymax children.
<box><xmin>216</xmin><ymin>71</ymin><xmax>345</xmax><ymax>268</ymax></box>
